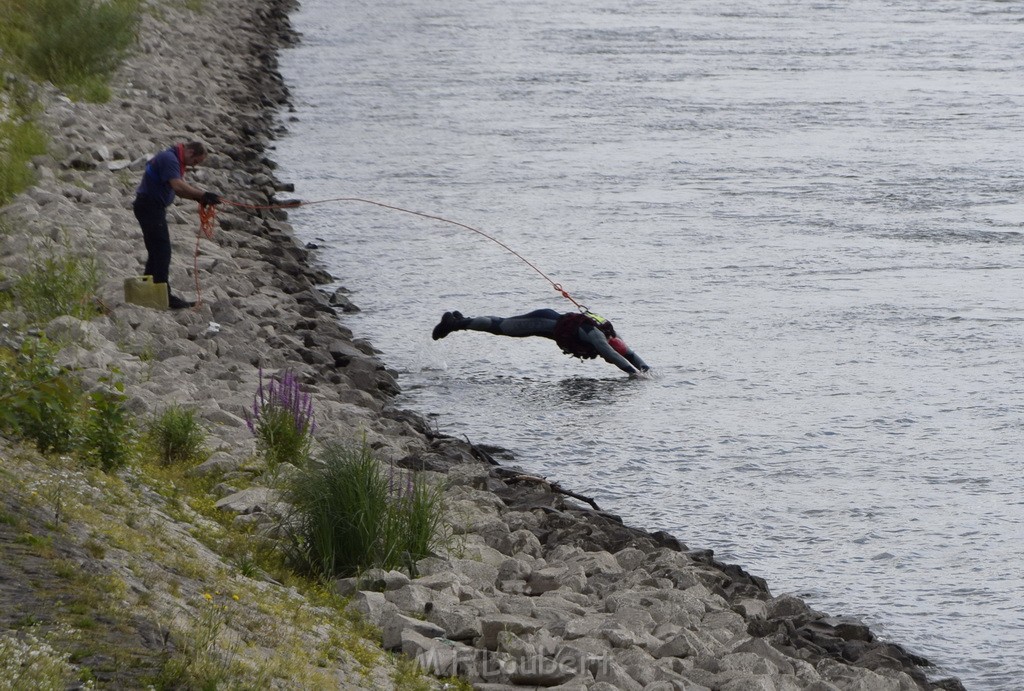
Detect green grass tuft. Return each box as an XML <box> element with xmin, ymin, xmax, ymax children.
<box><xmin>282</xmin><ymin>443</ymin><xmax>446</xmax><ymax>579</ymax></box>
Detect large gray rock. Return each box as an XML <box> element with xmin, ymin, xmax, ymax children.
<box><xmin>593</xmin><ymin>658</ymin><xmax>644</xmax><ymax>691</ymax></box>
<box><xmin>427</xmin><ymin>605</ymin><xmax>482</xmax><ymax>641</ymax></box>
<box><xmin>457</xmin><ymin>598</ymin><xmax>500</xmax><ymax>620</ymax></box>
<box><xmin>537</xmin><ymin>593</ymin><xmax>589</xmax><ymax>616</ymax></box>
<box><xmin>347</xmin><ymin>591</ymin><xmax>398</xmax><ymax>628</ymax></box>
<box><xmin>600</xmin><ymin>623</ymin><xmax>660</xmax><ymax>650</ymax></box>
<box><xmin>214</xmin><ymin>487</ymin><xmax>286</xmax><ymax>517</ymax></box>
<box><xmin>385</xmin><ymin>583</ymin><xmax>458</xmax><ymax>616</ymax></box>
<box><xmin>417</xmin><ymin>556</ymin><xmax>499</xmax><ymax>591</ymax></box>
<box><xmin>718</xmin><ymin>651</ymin><xmax>780</xmax><ymax>676</ymax></box>
<box><xmin>768</xmin><ymin>593</ymin><xmax>821</xmax><ymax>621</ymax></box>
<box><xmin>497</xmin><ymin>557</ymin><xmax>533</xmax><ymax>582</ymax></box>
<box><xmin>360</xmin><ymin>568</ymin><xmax>411</xmax><ymax>592</ymax></box>
<box><xmin>498</xmin><ymin>528</ymin><xmax>544</xmax><ymax>558</ymax></box>
<box><xmin>381</xmin><ymin>611</ymin><xmax>445</xmax><ymax>651</ymax></box>
<box><xmin>529</xmin><ymin>564</ymin><xmax>586</xmax><ymax>595</ymax></box>
<box><xmin>401</xmin><ymin>629</ymin><xmax>461</xmax><ymax>676</ymax></box>
<box><xmin>479</xmin><ymin>614</ymin><xmax>546</xmax><ymax>651</ymax></box>
<box><xmin>816</xmin><ymin>657</ymin><xmax>918</xmax><ymax>691</ymax></box>
<box><xmin>505</xmin><ymin>654</ymin><xmax>578</xmax><ymax>687</ymax></box>
<box><xmin>567</xmin><ymin>550</ymin><xmax>624</xmax><ymax>577</ymax></box>
<box><xmin>731</xmin><ymin>637</ymin><xmax>798</xmax><ymax>676</ymax></box>
<box><xmin>457</xmin><ymin>538</ymin><xmax>510</xmax><ymax>567</ymax></box>
<box><xmin>45</xmin><ymin>315</ymin><xmax>109</xmax><ymax>348</ymax></box>
<box><xmin>653</xmin><ymin>627</ymin><xmax>726</xmax><ymax>660</ymax></box>
<box><xmin>497</xmin><ymin>593</ymin><xmax>536</xmax><ymax>617</ymax></box>
<box><xmin>413</xmin><ymin>571</ymin><xmax>470</xmax><ymax>593</ymax></box>
<box><xmin>496</xmin><ymin>630</ymin><xmax>536</xmax><ymax>660</ymax></box>
<box><xmin>186</xmin><ymin>451</ymin><xmax>244</xmax><ymax>477</ymax></box>
<box><xmin>609</xmin><ymin>606</ymin><xmax>657</xmax><ymax>636</ymax></box>
<box><xmin>613</xmin><ymin>546</ymin><xmax>648</xmax><ymax>571</ymax></box>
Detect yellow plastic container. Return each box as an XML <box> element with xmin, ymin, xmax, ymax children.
<box><xmin>123</xmin><ymin>275</ymin><xmax>169</xmax><ymax>310</ymax></box>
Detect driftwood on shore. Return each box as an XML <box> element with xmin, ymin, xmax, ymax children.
<box><xmin>492</xmin><ymin>467</ymin><xmax>603</xmax><ymax>511</ymax></box>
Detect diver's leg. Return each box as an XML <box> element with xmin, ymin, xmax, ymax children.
<box><xmin>490</xmin><ymin>309</ymin><xmax>560</xmax><ymax>338</ymax></box>
<box><xmin>432</xmin><ymin>309</ymin><xmax>560</xmax><ymax>340</ymax></box>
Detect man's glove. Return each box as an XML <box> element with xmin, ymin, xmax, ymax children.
<box><xmin>200</xmin><ymin>191</ymin><xmax>221</xmax><ymax>206</ymax></box>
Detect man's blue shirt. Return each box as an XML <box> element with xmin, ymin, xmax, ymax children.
<box><xmin>136</xmin><ymin>147</ymin><xmax>182</xmax><ymax>206</ymax></box>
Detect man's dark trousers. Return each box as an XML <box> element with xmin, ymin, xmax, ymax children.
<box><xmin>133</xmin><ymin>195</ymin><xmax>171</xmax><ymax>284</ymax></box>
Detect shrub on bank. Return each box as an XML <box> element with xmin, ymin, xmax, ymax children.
<box><xmin>81</xmin><ymin>374</ymin><xmax>136</xmax><ymax>472</ymax></box>
<box><xmin>0</xmin><ymin>0</ymin><xmax>142</xmax><ymax>102</ymax></box>
<box><xmin>283</xmin><ymin>442</ymin><xmax>446</xmax><ymax>579</ymax></box>
<box><xmin>0</xmin><ymin>240</ymin><xmax>118</xmax><ymax>461</ymax></box>
<box><xmin>0</xmin><ymin>337</ymin><xmax>80</xmax><ymax>454</ymax></box>
<box><xmin>0</xmin><ymin>338</ymin><xmax>132</xmax><ymax>470</ymax></box>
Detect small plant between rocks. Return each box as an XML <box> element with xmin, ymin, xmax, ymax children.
<box><xmin>153</xmin><ymin>591</ymin><xmax>244</xmax><ymax>690</ymax></box>
<box><xmin>143</xmin><ymin>404</ymin><xmax>208</xmax><ymax>467</ymax></box>
<box><xmin>0</xmin><ymin>88</ymin><xmax>47</xmax><ymax>205</ymax></box>
<box><xmin>10</xmin><ymin>241</ymin><xmax>101</xmax><ymax>324</ymax></box>
<box><xmin>80</xmin><ymin>373</ymin><xmax>135</xmax><ymax>472</ymax></box>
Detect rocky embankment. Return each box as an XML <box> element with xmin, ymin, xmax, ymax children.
<box><xmin>0</xmin><ymin>0</ymin><xmax>965</xmax><ymax>688</ymax></box>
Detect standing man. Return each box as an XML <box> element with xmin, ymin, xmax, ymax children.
<box><xmin>133</xmin><ymin>141</ymin><xmax>221</xmax><ymax>309</ymax></box>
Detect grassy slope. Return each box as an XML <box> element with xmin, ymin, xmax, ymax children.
<box><xmin>0</xmin><ymin>438</ymin><xmax>416</xmax><ymax>689</ymax></box>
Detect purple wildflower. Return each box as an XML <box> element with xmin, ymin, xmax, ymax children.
<box><xmin>245</xmin><ymin>367</ymin><xmax>316</xmax><ymax>439</ymax></box>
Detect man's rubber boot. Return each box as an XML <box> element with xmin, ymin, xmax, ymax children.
<box><xmin>168</xmin><ymin>293</ymin><xmax>196</xmax><ymax>310</ymax></box>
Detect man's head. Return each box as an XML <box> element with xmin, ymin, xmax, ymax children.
<box><xmin>182</xmin><ymin>141</ymin><xmax>208</xmax><ymax>166</ymax></box>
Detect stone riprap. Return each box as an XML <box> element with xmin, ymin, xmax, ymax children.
<box><xmin>0</xmin><ymin>0</ymin><xmax>964</xmax><ymax>688</ymax></box>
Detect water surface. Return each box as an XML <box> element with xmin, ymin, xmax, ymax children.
<box><xmin>276</xmin><ymin>2</ymin><xmax>1024</xmax><ymax>687</ymax></box>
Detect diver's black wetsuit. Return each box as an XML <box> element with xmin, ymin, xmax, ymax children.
<box><xmin>432</xmin><ymin>308</ymin><xmax>650</xmax><ymax>375</ymax></box>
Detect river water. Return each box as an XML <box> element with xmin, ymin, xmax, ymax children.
<box><xmin>274</xmin><ymin>1</ymin><xmax>1024</xmax><ymax>688</ymax></box>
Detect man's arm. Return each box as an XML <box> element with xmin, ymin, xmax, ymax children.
<box><xmin>169</xmin><ymin>177</ymin><xmax>210</xmax><ymax>203</ymax></box>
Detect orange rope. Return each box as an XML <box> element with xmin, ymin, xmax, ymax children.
<box><xmin>190</xmin><ymin>204</ymin><xmax>219</xmax><ymax>307</ymax></box>
<box><xmin>198</xmin><ymin>203</ymin><xmax>217</xmax><ymax>240</ymax></box>
<box><xmin>194</xmin><ymin>196</ymin><xmax>588</xmax><ymax>312</ymax></box>
<box><xmin>192</xmin><ymin>230</ymin><xmax>204</xmax><ymax>308</ymax></box>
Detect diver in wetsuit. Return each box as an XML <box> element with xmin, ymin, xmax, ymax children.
<box><xmin>431</xmin><ymin>308</ymin><xmax>650</xmax><ymax>375</ymax></box>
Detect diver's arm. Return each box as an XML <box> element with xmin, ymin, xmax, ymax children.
<box><xmin>623</xmin><ymin>348</ymin><xmax>650</xmax><ymax>372</ymax></box>
<box><xmin>580</xmin><ymin>327</ymin><xmax>638</xmax><ymax>374</ymax></box>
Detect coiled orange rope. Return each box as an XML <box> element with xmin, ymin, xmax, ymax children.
<box><xmin>191</xmin><ymin>203</ymin><xmax>219</xmax><ymax>307</ymax></box>
<box><xmin>193</xmin><ymin>196</ymin><xmax>589</xmax><ymax>311</ymax></box>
